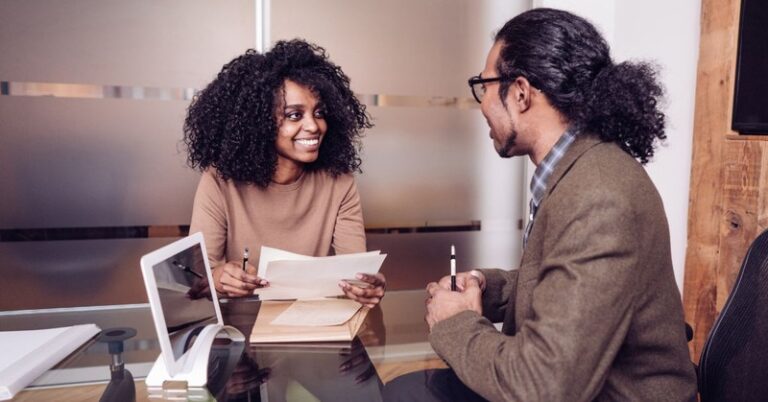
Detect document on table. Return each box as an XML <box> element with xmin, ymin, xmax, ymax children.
<box><xmin>250</xmin><ymin>300</ymin><xmax>370</xmax><ymax>343</ymax></box>
<box><xmin>0</xmin><ymin>324</ymin><xmax>101</xmax><ymax>400</ymax></box>
<box><xmin>270</xmin><ymin>298</ymin><xmax>363</xmax><ymax>326</ymax></box>
<box><xmin>255</xmin><ymin>246</ymin><xmax>386</xmax><ymax>301</ymax></box>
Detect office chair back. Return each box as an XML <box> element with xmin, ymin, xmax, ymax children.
<box><xmin>698</xmin><ymin>228</ymin><xmax>768</xmax><ymax>401</ymax></box>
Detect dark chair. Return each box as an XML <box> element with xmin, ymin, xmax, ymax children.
<box><xmin>697</xmin><ymin>228</ymin><xmax>768</xmax><ymax>401</ymax></box>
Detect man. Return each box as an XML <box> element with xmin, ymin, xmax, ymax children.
<box><xmin>384</xmin><ymin>8</ymin><xmax>697</xmax><ymax>402</ymax></box>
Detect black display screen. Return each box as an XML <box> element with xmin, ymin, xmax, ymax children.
<box><xmin>732</xmin><ymin>0</ymin><xmax>768</xmax><ymax>134</ymax></box>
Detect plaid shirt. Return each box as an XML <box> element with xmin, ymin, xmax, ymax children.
<box><xmin>523</xmin><ymin>129</ymin><xmax>577</xmax><ymax>248</ymax></box>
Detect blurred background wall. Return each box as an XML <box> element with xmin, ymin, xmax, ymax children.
<box><xmin>0</xmin><ymin>0</ymin><xmax>529</xmax><ymax>310</ymax></box>
<box><xmin>0</xmin><ymin>0</ymin><xmax>701</xmax><ymax>311</ymax></box>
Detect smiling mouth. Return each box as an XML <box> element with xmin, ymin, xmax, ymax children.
<box><xmin>295</xmin><ymin>138</ymin><xmax>319</xmax><ymax>146</ymax></box>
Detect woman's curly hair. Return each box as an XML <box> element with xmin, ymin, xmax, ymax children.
<box><xmin>495</xmin><ymin>8</ymin><xmax>665</xmax><ymax>164</ymax></box>
<box><xmin>183</xmin><ymin>39</ymin><xmax>372</xmax><ymax>187</ymax></box>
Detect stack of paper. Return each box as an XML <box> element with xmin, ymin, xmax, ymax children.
<box><xmin>0</xmin><ymin>324</ymin><xmax>101</xmax><ymax>400</ymax></box>
<box><xmin>255</xmin><ymin>247</ymin><xmax>386</xmax><ymax>301</ymax></box>
<box><xmin>251</xmin><ymin>247</ymin><xmax>386</xmax><ymax>343</ymax></box>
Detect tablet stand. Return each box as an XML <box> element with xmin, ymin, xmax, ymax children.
<box><xmin>98</xmin><ymin>327</ymin><xmax>137</xmax><ymax>402</ymax></box>
<box><xmin>145</xmin><ymin>324</ymin><xmax>244</xmax><ymax>389</ymax></box>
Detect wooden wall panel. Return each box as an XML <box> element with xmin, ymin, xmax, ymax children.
<box><xmin>717</xmin><ymin>141</ymin><xmax>763</xmax><ymax>307</ymax></box>
<box><xmin>759</xmin><ymin>148</ymin><xmax>768</xmax><ymax>229</ymax></box>
<box><xmin>684</xmin><ymin>0</ymin><xmax>768</xmax><ymax>362</ymax></box>
<box><xmin>683</xmin><ymin>0</ymin><xmax>740</xmax><ymax>361</ymax></box>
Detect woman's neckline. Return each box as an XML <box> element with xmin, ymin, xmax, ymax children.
<box><xmin>268</xmin><ymin>171</ymin><xmax>307</xmax><ymax>191</ymax></box>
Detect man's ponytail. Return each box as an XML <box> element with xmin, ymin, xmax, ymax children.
<box><xmin>585</xmin><ymin>62</ymin><xmax>666</xmax><ymax>164</ymax></box>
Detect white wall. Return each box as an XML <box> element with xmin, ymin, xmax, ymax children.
<box><xmin>533</xmin><ymin>0</ymin><xmax>701</xmax><ymax>292</ymax></box>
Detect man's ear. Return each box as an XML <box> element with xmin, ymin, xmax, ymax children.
<box><xmin>505</xmin><ymin>76</ymin><xmax>533</xmax><ymax>113</ymax></box>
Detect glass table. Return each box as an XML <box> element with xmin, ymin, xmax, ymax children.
<box><xmin>1</xmin><ymin>290</ymin><xmax>446</xmax><ymax>401</ymax></box>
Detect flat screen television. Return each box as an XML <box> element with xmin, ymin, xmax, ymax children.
<box><xmin>732</xmin><ymin>0</ymin><xmax>768</xmax><ymax>134</ymax></box>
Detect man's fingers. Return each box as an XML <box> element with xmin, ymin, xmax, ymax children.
<box><xmin>437</xmin><ymin>274</ymin><xmax>455</xmax><ymax>289</ymax></box>
<box><xmin>464</xmin><ymin>275</ymin><xmax>480</xmax><ymax>287</ymax></box>
<box><xmin>426</xmin><ymin>282</ymin><xmax>441</xmax><ymax>296</ymax></box>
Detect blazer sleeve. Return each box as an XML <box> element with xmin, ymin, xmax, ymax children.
<box><xmin>331</xmin><ymin>176</ymin><xmax>367</xmax><ymax>254</ymax></box>
<box><xmin>189</xmin><ymin>171</ymin><xmax>228</xmax><ymax>267</ymax></box>
<box><xmin>479</xmin><ymin>268</ymin><xmax>519</xmax><ymax>323</ymax></box>
<box><xmin>429</xmin><ymin>171</ymin><xmax>642</xmax><ymax>402</ymax></box>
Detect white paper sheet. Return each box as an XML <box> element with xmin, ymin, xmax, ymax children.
<box><xmin>255</xmin><ymin>247</ymin><xmax>386</xmax><ymax>301</ymax></box>
<box><xmin>270</xmin><ymin>298</ymin><xmax>363</xmax><ymax>326</ymax></box>
<box><xmin>0</xmin><ymin>324</ymin><xmax>100</xmax><ymax>400</ymax></box>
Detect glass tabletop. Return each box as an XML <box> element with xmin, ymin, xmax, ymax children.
<box><xmin>1</xmin><ymin>290</ymin><xmax>443</xmax><ymax>401</ymax></box>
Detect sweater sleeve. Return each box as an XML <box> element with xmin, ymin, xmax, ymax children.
<box><xmin>189</xmin><ymin>170</ymin><xmax>229</xmax><ymax>267</ymax></box>
<box><xmin>331</xmin><ymin>176</ymin><xmax>367</xmax><ymax>254</ymax></box>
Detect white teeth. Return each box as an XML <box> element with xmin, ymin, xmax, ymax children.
<box><xmin>295</xmin><ymin>138</ymin><xmax>319</xmax><ymax>146</ymax></box>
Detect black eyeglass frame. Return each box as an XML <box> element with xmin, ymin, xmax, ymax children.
<box><xmin>467</xmin><ymin>75</ymin><xmax>510</xmax><ymax>103</ymax></box>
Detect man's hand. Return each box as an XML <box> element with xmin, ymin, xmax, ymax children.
<box><xmin>212</xmin><ymin>261</ymin><xmax>268</xmax><ymax>297</ymax></box>
<box><xmin>425</xmin><ymin>276</ymin><xmax>483</xmax><ymax>331</ymax></box>
<box><xmin>339</xmin><ymin>273</ymin><xmax>386</xmax><ymax>308</ymax></box>
<box><xmin>436</xmin><ymin>270</ymin><xmax>486</xmax><ymax>292</ymax></box>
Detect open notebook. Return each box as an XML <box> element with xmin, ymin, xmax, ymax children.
<box><xmin>251</xmin><ymin>300</ymin><xmax>370</xmax><ymax>343</ymax></box>
<box><xmin>0</xmin><ymin>324</ymin><xmax>100</xmax><ymax>400</ymax></box>
<box><xmin>251</xmin><ymin>247</ymin><xmax>386</xmax><ymax>343</ymax></box>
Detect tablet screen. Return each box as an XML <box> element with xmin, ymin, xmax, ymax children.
<box><xmin>151</xmin><ymin>242</ymin><xmax>217</xmax><ymax>362</ymax></box>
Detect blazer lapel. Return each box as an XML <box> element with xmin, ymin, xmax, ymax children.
<box><xmin>518</xmin><ymin>134</ymin><xmax>604</xmax><ymax>268</ymax></box>
<box><xmin>543</xmin><ymin>134</ymin><xmax>604</xmax><ymax>200</ymax></box>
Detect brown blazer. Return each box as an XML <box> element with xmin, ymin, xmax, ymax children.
<box><xmin>429</xmin><ymin>135</ymin><xmax>697</xmax><ymax>401</ymax></box>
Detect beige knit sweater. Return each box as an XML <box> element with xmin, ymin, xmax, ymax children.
<box><xmin>189</xmin><ymin>169</ymin><xmax>366</xmax><ymax>269</ymax></box>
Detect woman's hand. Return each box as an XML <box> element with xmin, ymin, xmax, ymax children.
<box><xmin>212</xmin><ymin>261</ymin><xmax>268</xmax><ymax>297</ymax></box>
<box><xmin>338</xmin><ymin>273</ymin><xmax>386</xmax><ymax>308</ymax></box>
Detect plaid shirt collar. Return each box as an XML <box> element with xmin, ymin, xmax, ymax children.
<box><xmin>530</xmin><ymin>128</ymin><xmax>577</xmax><ymax>209</ymax></box>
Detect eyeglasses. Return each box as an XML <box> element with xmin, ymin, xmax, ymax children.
<box><xmin>468</xmin><ymin>74</ymin><xmax>541</xmax><ymax>103</ymax></box>
<box><xmin>468</xmin><ymin>75</ymin><xmax>507</xmax><ymax>103</ymax></box>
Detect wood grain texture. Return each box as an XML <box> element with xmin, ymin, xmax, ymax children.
<box><xmin>717</xmin><ymin>141</ymin><xmax>762</xmax><ymax>308</ymax></box>
<box><xmin>684</xmin><ymin>0</ymin><xmax>768</xmax><ymax>363</ymax></box>
<box><xmin>683</xmin><ymin>0</ymin><xmax>741</xmax><ymax>362</ymax></box>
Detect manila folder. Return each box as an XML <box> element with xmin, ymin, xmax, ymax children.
<box><xmin>250</xmin><ymin>300</ymin><xmax>369</xmax><ymax>343</ymax></box>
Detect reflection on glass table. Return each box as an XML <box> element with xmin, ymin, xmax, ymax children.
<box><xmin>3</xmin><ymin>290</ymin><xmax>445</xmax><ymax>401</ymax></box>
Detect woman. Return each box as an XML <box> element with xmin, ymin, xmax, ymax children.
<box><xmin>184</xmin><ymin>39</ymin><xmax>384</xmax><ymax>307</ymax></box>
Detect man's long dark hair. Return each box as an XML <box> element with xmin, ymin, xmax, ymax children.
<box><xmin>495</xmin><ymin>8</ymin><xmax>665</xmax><ymax>164</ymax></box>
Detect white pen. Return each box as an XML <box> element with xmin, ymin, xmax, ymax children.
<box><xmin>451</xmin><ymin>245</ymin><xmax>457</xmax><ymax>291</ymax></box>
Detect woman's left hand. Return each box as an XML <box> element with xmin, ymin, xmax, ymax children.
<box><xmin>339</xmin><ymin>273</ymin><xmax>386</xmax><ymax>308</ymax></box>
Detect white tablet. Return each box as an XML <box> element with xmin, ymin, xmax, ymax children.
<box><xmin>139</xmin><ymin>232</ymin><xmax>225</xmax><ymax>378</ymax></box>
